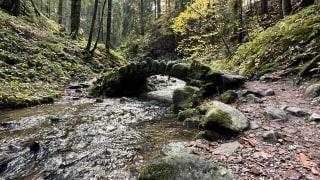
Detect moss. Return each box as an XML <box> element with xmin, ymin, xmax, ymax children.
<box><xmin>171</xmin><ymin>63</ymin><xmax>189</xmax><ymax>79</ymax></box>
<box><xmin>219</xmin><ymin>90</ymin><xmax>238</xmax><ymax>104</ymax></box>
<box><xmin>177</xmin><ymin>108</ymin><xmax>200</xmax><ymax>121</ymax></box>
<box><xmin>230</xmin><ymin>5</ymin><xmax>320</xmax><ymax>78</ymax></box>
<box><xmin>0</xmin><ymin>9</ymin><xmax>126</xmax><ymax>109</ymax></box>
<box><xmin>172</xmin><ymin>86</ymin><xmax>200</xmax><ymax>113</ymax></box>
<box><xmin>200</xmin><ymin>108</ymin><xmax>232</xmax><ymax>130</ymax></box>
<box><xmin>194</xmin><ymin>130</ymin><xmax>221</xmax><ymax>141</ymax></box>
<box><xmin>138</xmin><ymin>163</ymin><xmax>178</xmax><ymax>180</ymax></box>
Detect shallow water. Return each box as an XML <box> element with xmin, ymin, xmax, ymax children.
<box><xmin>0</xmin><ymin>76</ymin><xmax>196</xmax><ymax>179</ymax></box>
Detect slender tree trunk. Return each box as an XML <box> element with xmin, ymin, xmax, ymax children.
<box><xmin>58</xmin><ymin>0</ymin><xmax>63</xmax><ymax>24</ymax></box>
<box><xmin>70</xmin><ymin>0</ymin><xmax>81</xmax><ymax>39</ymax></box>
<box><xmin>282</xmin><ymin>0</ymin><xmax>292</xmax><ymax>17</ymax></box>
<box><xmin>154</xmin><ymin>0</ymin><xmax>157</xmax><ymax>19</ymax></box>
<box><xmin>157</xmin><ymin>0</ymin><xmax>161</xmax><ymax>18</ymax></box>
<box><xmin>105</xmin><ymin>0</ymin><xmax>113</xmax><ymax>51</ymax></box>
<box><xmin>261</xmin><ymin>0</ymin><xmax>268</xmax><ymax>14</ymax></box>
<box><xmin>300</xmin><ymin>0</ymin><xmax>314</xmax><ymax>7</ymax></box>
<box><xmin>91</xmin><ymin>0</ymin><xmax>107</xmax><ymax>54</ymax></box>
<box><xmin>47</xmin><ymin>0</ymin><xmax>51</xmax><ymax>18</ymax></box>
<box><xmin>140</xmin><ymin>0</ymin><xmax>145</xmax><ymax>36</ymax></box>
<box><xmin>86</xmin><ymin>0</ymin><xmax>99</xmax><ymax>51</ymax></box>
<box><xmin>279</xmin><ymin>0</ymin><xmax>283</xmax><ymax>18</ymax></box>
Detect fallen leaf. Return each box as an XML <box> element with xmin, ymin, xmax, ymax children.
<box><xmin>227</xmin><ymin>155</ymin><xmax>236</xmax><ymax>162</ymax></box>
<box><xmin>298</xmin><ymin>153</ymin><xmax>311</xmax><ymax>169</ymax></box>
<box><xmin>260</xmin><ymin>151</ymin><xmax>272</xmax><ymax>159</ymax></box>
<box><xmin>238</xmin><ymin>137</ymin><xmax>247</xmax><ymax>144</ymax></box>
<box><xmin>266</xmin><ymin>147</ymin><xmax>277</xmax><ymax>152</ymax></box>
<box><xmin>287</xmin><ymin>164</ymin><xmax>295</xmax><ymax>170</ymax></box>
<box><xmin>248</xmin><ymin>133</ymin><xmax>255</xmax><ymax>138</ymax></box>
<box><xmin>248</xmin><ymin>139</ymin><xmax>258</xmax><ymax>146</ymax></box>
<box><xmin>250</xmin><ymin>166</ymin><xmax>262</xmax><ymax>175</ymax></box>
<box><xmin>262</xmin><ymin>125</ymin><xmax>270</xmax><ymax>130</ymax></box>
<box><xmin>311</xmin><ymin>167</ymin><xmax>320</xmax><ymax>175</ymax></box>
<box><xmin>281</xmin><ymin>169</ymin><xmax>301</xmax><ymax>179</ymax></box>
<box><xmin>195</xmin><ymin>143</ymin><xmax>209</xmax><ymax>150</ymax></box>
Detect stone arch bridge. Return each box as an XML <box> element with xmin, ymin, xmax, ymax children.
<box><xmin>89</xmin><ymin>60</ymin><xmax>245</xmax><ymax>97</ymax></box>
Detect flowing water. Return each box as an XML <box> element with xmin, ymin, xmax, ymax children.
<box><xmin>0</xmin><ymin>76</ymin><xmax>197</xmax><ymax>179</ymax></box>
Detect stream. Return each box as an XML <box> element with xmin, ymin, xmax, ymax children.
<box><xmin>0</xmin><ymin>76</ymin><xmax>197</xmax><ymax>179</ymax></box>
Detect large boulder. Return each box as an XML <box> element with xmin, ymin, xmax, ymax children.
<box><xmin>138</xmin><ymin>154</ymin><xmax>234</xmax><ymax>180</ymax></box>
<box><xmin>172</xmin><ymin>86</ymin><xmax>201</xmax><ymax>113</ymax></box>
<box><xmin>305</xmin><ymin>84</ymin><xmax>320</xmax><ymax>100</ymax></box>
<box><xmin>200</xmin><ymin>101</ymin><xmax>249</xmax><ymax>132</ymax></box>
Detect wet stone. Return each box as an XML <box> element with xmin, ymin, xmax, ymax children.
<box><xmin>160</xmin><ymin>142</ymin><xmax>194</xmax><ymax>156</ymax></box>
<box><xmin>213</xmin><ymin>141</ymin><xmax>242</xmax><ymax>155</ymax></box>
<box><xmin>263</xmin><ymin>89</ymin><xmax>275</xmax><ymax>96</ymax></box>
<box><xmin>95</xmin><ymin>98</ymin><xmax>104</xmax><ymax>103</ymax></box>
<box><xmin>263</xmin><ymin>130</ymin><xmax>278</xmax><ymax>143</ymax></box>
<box><xmin>285</xmin><ymin>107</ymin><xmax>307</xmax><ymax>117</ymax></box>
<box><xmin>265</xmin><ymin>107</ymin><xmax>288</xmax><ymax>121</ymax></box>
<box><xmin>29</xmin><ymin>142</ymin><xmax>40</xmax><ymax>153</ymax></box>
<box><xmin>308</xmin><ymin>113</ymin><xmax>320</xmax><ymax>122</ymax></box>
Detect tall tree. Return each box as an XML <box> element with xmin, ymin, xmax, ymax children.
<box><xmin>105</xmin><ymin>0</ymin><xmax>113</xmax><ymax>51</ymax></box>
<box><xmin>91</xmin><ymin>0</ymin><xmax>107</xmax><ymax>54</ymax></box>
<box><xmin>70</xmin><ymin>0</ymin><xmax>82</xmax><ymax>39</ymax></box>
<box><xmin>58</xmin><ymin>0</ymin><xmax>63</xmax><ymax>24</ymax></box>
<box><xmin>140</xmin><ymin>0</ymin><xmax>145</xmax><ymax>36</ymax></box>
<box><xmin>300</xmin><ymin>0</ymin><xmax>314</xmax><ymax>7</ymax></box>
<box><xmin>261</xmin><ymin>0</ymin><xmax>268</xmax><ymax>14</ymax></box>
<box><xmin>86</xmin><ymin>0</ymin><xmax>99</xmax><ymax>51</ymax></box>
<box><xmin>157</xmin><ymin>0</ymin><xmax>161</xmax><ymax>18</ymax></box>
<box><xmin>282</xmin><ymin>0</ymin><xmax>292</xmax><ymax>17</ymax></box>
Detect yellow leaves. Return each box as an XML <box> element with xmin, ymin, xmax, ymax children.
<box><xmin>297</xmin><ymin>153</ymin><xmax>312</xmax><ymax>169</ymax></box>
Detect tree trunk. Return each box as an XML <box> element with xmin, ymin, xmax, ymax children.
<box><xmin>47</xmin><ymin>0</ymin><xmax>51</xmax><ymax>18</ymax></box>
<box><xmin>58</xmin><ymin>0</ymin><xmax>63</xmax><ymax>24</ymax></box>
<box><xmin>157</xmin><ymin>0</ymin><xmax>161</xmax><ymax>18</ymax></box>
<box><xmin>140</xmin><ymin>0</ymin><xmax>145</xmax><ymax>36</ymax></box>
<box><xmin>282</xmin><ymin>0</ymin><xmax>292</xmax><ymax>17</ymax></box>
<box><xmin>261</xmin><ymin>0</ymin><xmax>268</xmax><ymax>14</ymax></box>
<box><xmin>105</xmin><ymin>0</ymin><xmax>113</xmax><ymax>51</ymax></box>
<box><xmin>300</xmin><ymin>0</ymin><xmax>314</xmax><ymax>7</ymax></box>
<box><xmin>86</xmin><ymin>0</ymin><xmax>99</xmax><ymax>51</ymax></box>
<box><xmin>70</xmin><ymin>0</ymin><xmax>81</xmax><ymax>39</ymax></box>
<box><xmin>91</xmin><ymin>0</ymin><xmax>107</xmax><ymax>54</ymax></box>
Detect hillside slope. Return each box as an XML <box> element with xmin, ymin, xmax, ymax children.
<box><xmin>230</xmin><ymin>5</ymin><xmax>320</xmax><ymax>79</ymax></box>
<box><xmin>0</xmin><ymin>9</ymin><xmax>125</xmax><ymax>109</ymax></box>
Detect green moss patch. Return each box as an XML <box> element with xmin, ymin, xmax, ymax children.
<box><xmin>230</xmin><ymin>5</ymin><xmax>320</xmax><ymax>78</ymax></box>
<box><xmin>0</xmin><ymin>9</ymin><xmax>126</xmax><ymax>109</ymax></box>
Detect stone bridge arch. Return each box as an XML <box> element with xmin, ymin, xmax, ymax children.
<box><xmin>89</xmin><ymin>60</ymin><xmax>245</xmax><ymax>97</ymax></box>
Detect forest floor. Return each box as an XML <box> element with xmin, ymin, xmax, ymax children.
<box><xmin>187</xmin><ymin>76</ymin><xmax>320</xmax><ymax>179</ymax></box>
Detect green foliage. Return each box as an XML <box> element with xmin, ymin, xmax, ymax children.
<box><xmin>0</xmin><ymin>9</ymin><xmax>125</xmax><ymax>108</ymax></box>
<box><xmin>231</xmin><ymin>5</ymin><xmax>320</xmax><ymax>77</ymax></box>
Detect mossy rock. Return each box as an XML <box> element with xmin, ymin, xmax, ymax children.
<box><xmin>138</xmin><ymin>154</ymin><xmax>234</xmax><ymax>180</ymax></box>
<box><xmin>194</xmin><ymin>130</ymin><xmax>222</xmax><ymax>141</ymax></box>
<box><xmin>183</xmin><ymin>118</ymin><xmax>199</xmax><ymax>128</ymax></box>
<box><xmin>172</xmin><ymin>86</ymin><xmax>201</xmax><ymax>113</ymax></box>
<box><xmin>200</xmin><ymin>101</ymin><xmax>249</xmax><ymax>132</ymax></box>
<box><xmin>177</xmin><ymin>108</ymin><xmax>200</xmax><ymax>121</ymax></box>
<box><xmin>89</xmin><ymin>71</ymin><xmax>122</xmax><ymax>96</ymax></box>
<box><xmin>171</xmin><ymin>63</ymin><xmax>189</xmax><ymax>79</ymax></box>
<box><xmin>219</xmin><ymin>90</ymin><xmax>238</xmax><ymax>104</ymax></box>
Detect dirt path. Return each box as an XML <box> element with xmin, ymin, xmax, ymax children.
<box><xmin>190</xmin><ymin>77</ymin><xmax>320</xmax><ymax>179</ymax></box>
